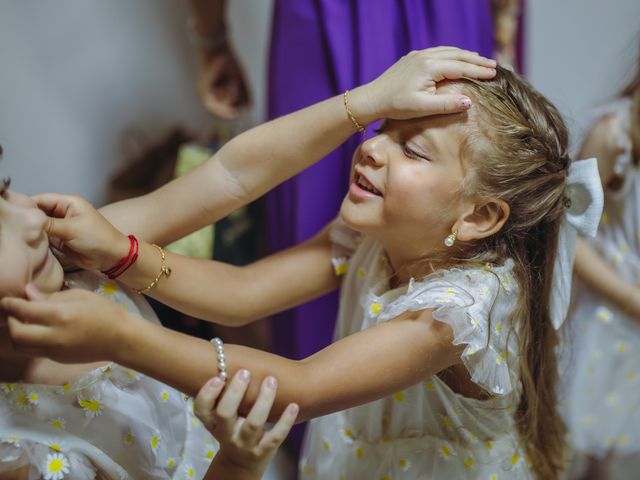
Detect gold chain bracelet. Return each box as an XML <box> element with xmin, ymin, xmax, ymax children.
<box><xmin>343</xmin><ymin>89</ymin><xmax>365</xmax><ymax>133</ymax></box>
<box><xmin>137</xmin><ymin>244</ymin><xmax>172</xmax><ymax>295</ymax></box>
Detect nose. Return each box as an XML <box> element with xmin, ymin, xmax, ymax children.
<box><xmin>358</xmin><ymin>134</ymin><xmax>387</xmax><ymax>167</ymax></box>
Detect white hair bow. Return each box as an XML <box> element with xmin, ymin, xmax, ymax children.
<box><xmin>550</xmin><ymin>158</ymin><xmax>604</xmax><ymax>330</ymax></box>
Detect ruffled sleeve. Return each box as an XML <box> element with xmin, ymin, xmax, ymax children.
<box><xmin>378</xmin><ymin>260</ymin><xmax>520</xmax><ymax>396</ymax></box>
<box><xmin>330</xmin><ymin>218</ymin><xmax>362</xmax><ymax>276</ymax></box>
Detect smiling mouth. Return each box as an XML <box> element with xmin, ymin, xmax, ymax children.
<box><xmin>354</xmin><ymin>173</ymin><xmax>382</xmax><ymax>196</ymax></box>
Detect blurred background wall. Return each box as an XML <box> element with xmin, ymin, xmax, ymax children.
<box><xmin>1</xmin><ymin>0</ymin><xmax>638</xmax><ymax>202</ymax></box>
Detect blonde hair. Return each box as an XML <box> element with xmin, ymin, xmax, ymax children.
<box><xmin>454</xmin><ymin>67</ymin><xmax>569</xmax><ymax>479</ymax></box>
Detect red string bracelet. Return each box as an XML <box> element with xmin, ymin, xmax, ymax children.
<box><xmin>102</xmin><ymin>235</ymin><xmax>139</xmax><ymax>279</ymax></box>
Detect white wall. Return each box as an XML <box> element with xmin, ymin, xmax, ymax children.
<box><xmin>526</xmin><ymin>0</ymin><xmax>640</xmax><ymax>142</ymax></box>
<box><xmin>0</xmin><ymin>0</ymin><xmax>212</xmax><ymax>204</ymax></box>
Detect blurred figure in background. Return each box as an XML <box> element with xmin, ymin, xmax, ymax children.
<box><xmin>563</xmin><ymin>41</ymin><xmax>640</xmax><ymax>480</ymax></box>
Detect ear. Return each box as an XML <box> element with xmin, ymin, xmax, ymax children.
<box><xmin>456</xmin><ymin>198</ymin><xmax>510</xmax><ymax>242</ymax></box>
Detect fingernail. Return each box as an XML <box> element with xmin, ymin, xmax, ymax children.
<box><xmin>287</xmin><ymin>403</ymin><xmax>299</xmax><ymax>415</ymax></box>
<box><xmin>458</xmin><ymin>97</ymin><xmax>472</xmax><ymax>109</ymax></box>
<box><xmin>238</xmin><ymin>369</ymin><xmax>250</xmax><ymax>382</ymax></box>
<box><xmin>266</xmin><ymin>376</ymin><xmax>277</xmax><ymax>389</ymax></box>
<box><xmin>209</xmin><ymin>377</ymin><xmax>223</xmax><ymax>389</ymax></box>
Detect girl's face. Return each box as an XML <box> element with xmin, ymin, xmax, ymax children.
<box><xmin>0</xmin><ymin>183</ymin><xmax>64</xmax><ymax>298</ymax></box>
<box><xmin>340</xmin><ymin>111</ymin><xmax>471</xmax><ymax>263</ymax></box>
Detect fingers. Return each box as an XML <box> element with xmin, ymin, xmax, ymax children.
<box><xmin>238</xmin><ymin>376</ymin><xmax>278</xmax><ymax>445</ymax></box>
<box><xmin>45</xmin><ymin>216</ymin><xmax>76</xmax><ymax>242</ymax></box>
<box><xmin>417</xmin><ymin>94</ymin><xmax>474</xmax><ymax>115</ymax></box>
<box><xmin>259</xmin><ymin>403</ymin><xmax>299</xmax><ymax>452</ymax></box>
<box><xmin>6</xmin><ymin>314</ymin><xmax>52</xmax><ymax>351</ymax></box>
<box><xmin>33</xmin><ymin>193</ymin><xmax>87</xmax><ymax>218</ymax></box>
<box><xmin>428</xmin><ymin>59</ymin><xmax>496</xmax><ymax>83</ymax></box>
<box><xmin>419</xmin><ymin>47</ymin><xmax>497</xmax><ymax>68</ymax></box>
<box><xmin>194</xmin><ymin>377</ymin><xmax>226</xmax><ymax>432</ymax></box>
<box><xmin>214</xmin><ymin>369</ymin><xmax>251</xmax><ymax>436</ymax></box>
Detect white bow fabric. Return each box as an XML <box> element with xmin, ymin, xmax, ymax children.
<box><xmin>550</xmin><ymin>158</ymin><xmax>604</xmax><ymax>330</ymax></box>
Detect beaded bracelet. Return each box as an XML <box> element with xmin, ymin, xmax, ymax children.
<box><xmin>210</xmin><ymin>337</ymin><xmax>228</xmax><ymax>382</ymax></box>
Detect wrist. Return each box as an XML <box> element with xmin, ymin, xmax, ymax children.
<box><xmin>102</xmin><ymin>234</ymin><xmax>138</xmax><ymax>277</ymax></box>
<box><xmin>110</xmin><ymin>311</ymin><xmax>143</xmax><ymax>365</ymax></box>
<box><xmin>345</xmin><ymin>85</ymin><xmax>380</xmax><ymax>127</ymax></box>
<box><xmin>211</xmin><ymin>452</ymin><xmax>268</xmax><ymax>479</ymax></box>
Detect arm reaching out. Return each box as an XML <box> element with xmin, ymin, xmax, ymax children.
<box><xmin>95</xmin><ymin>47</ymin><xmax>496</xmax><ymax>245</ymax></box>
<box><xmin>2</xmin><ymin>288</ymin><xmax>461</xmax><ymax>423</ymax></box>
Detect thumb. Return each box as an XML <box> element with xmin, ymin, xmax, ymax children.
<box><xmin>25</xmin><ymin>283</ymin><xmax>48</xmax><ymax>301</ymax></box>
<box><xmin>45</xmin><ymin>216</ymin><xmax>76</xmax><ymax>242</ymax></box>
<box><xmin>418</xmin><ymin>94</ymin><xmax>472</xmax><ymax>116</ymax></box>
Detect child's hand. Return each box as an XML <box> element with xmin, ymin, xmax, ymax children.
<box><xmin>33</xmin><ymin>193</ymin><xmax>130</xmax><ymax>272</ymax></box>
<box><xmin>356</xmin><ymin>46</ymin><xmax>497</xmax><ymax>121</ymax></box>
<box><xmin>1</xmin><ymin>284</ymin><xmax>129</xmax><ymax>364</ymax></box>
<box><xmin>195</xmin><ymin>371</ymin><xmax>299</xmax><ymax>480</ymax></box>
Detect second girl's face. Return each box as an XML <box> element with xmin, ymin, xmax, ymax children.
<box><xmin>0</xmin><ymin>182</ymin><xmax>64</xmax><ymax>298</ymax></box>
<box><xmin>340</xmin><ymin>110</ymin><xmax>471</xmax><ymax>257</ymax></box>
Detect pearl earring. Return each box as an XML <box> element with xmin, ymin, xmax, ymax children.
<box><xmin>444</xmin><ymin>230</ymin><xmax>457</xmax><ymax>247</ymax></box>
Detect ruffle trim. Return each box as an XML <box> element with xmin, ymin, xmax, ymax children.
<box><xmin>378</xmin><ymin>261</ymin><xmax>520</xmax><ymax>396</ymax></box>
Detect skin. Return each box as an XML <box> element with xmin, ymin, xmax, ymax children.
<box><xmin>2</xmin><ymin>48</ymin><xmax>505</xmax><ymax>423</ymax></box>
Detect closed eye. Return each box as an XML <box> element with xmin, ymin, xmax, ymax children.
<box><xmin>402</xmin><ymin>143</ymin><xmax>431</xmax><ymax>162</ymax></box>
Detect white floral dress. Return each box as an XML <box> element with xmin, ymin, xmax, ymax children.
<box><xmin>0</xmin><ymin>271</ymin><xmax>217</xmax><ymax>480</ymax></box>
<box><xmin>299</xmin><ymin>221</ymin><xmax>533</xmax><ymax>479</ymax></box>
<box><xmin>562</xmin><ymin>98</ymin><xmax>640</xmax><ymax>457</ymax></box>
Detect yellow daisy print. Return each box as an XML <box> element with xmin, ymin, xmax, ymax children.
<box><xmin>488</xmin><ymin>475</ymin><xmax>499</xmax><ymax>480</ymax></box>
<box><xmin>438</xmin><ymin>441</ymin><xmax>456</xmax><ymax>461</ymax></box>
<box><xmin>393</xmin><ymin>391</ymin><xmax>405</xmax><ymax>401</ymax></box>
<box><xmin>322</xmin><ymin>438</ymin><xmax>331</xmax><ymax>450</ymax></box>
<box><xmin>183</xmin><ymin>464</ymin><xmax>197</xmax><ymax>479</ymax></box>
<box><xmin>464</xmin><ymin>456</ymin><xmax>475</xmax><ymax>469</ymax></box>
<box><xmin>15</xmin><ymin>391</ymin><xmax>32</xmax><ymax>410</ymax></box>
<box><xmin>357</xmin><ymin>267</ymin><xmax>366</xmax><ymax>277</ymax></box>
<box><xmin>204</xmin><ymin>445</ymin><xmax>217</xmax><ymax>461</ymax></box>
<box><xmin>98</xmin><ymin>280</ymin><xmax>118</xmax><ymax>296</ymax></box>
<box><xmin>370</xmin><ymin>303</ymin><xmax>382</xmax><ymax>315</ymax></box>
<box><xmin>123</xmin><ymin>432</ymin><xmax>135</xmax><ymax>446</ymax></box>
<box><xmin>511</xmin><ymin>452</ymin><xmax>522</xmax><ymax>466</ymax></box>
<box><xmin>615</xmin><ymin>342</ymin><xmax>627</xmax><ymax>353</ymax></box>
<box><xmin>399</xmin><ymin>458</ymin><xmax>411</xmax><ymax>472</ymax></box>
<box><xmin>628</xmin><ymin>371</ymin><xmax>637</xmax><ymax>381</ymax></box>
<box><xmin>334</xmin><ymin>259</ymin><xmax>348</xmax><ymax>276</ymax></box>
<box><xmin>47</xmin><ymin>439</ymin><xmax>66</xmax><ymax>453</ymax></box>
<box><xmin>425</xmin><ymin>381</ymin><xmax>435</xmax><ymax>391</ymax></box>
<box><xmin>166</xmin><ymin>458</ymin><xmax>177</xmax><ymax>469</ymax></box>
<box><xmin>160</xmin><ymin>390</ymin><xmax>170</xmax><ymax>402</ymax></box>
<box><xmin>1</xmin><ymin>383</ymin><xmax>15</xmax><ymax>394</ymax></box>
<box><xmin>596</xmin><ymin>306</ymin><xmax>613</xmax><ymax>324</ymax></box>
<box><xmin>50</xmin><ymin>417</ymin><xmax>66</xmax><ymax>430</ymax></box>
<box><xmin>78</xmin><ymin>397</ymin><xmax>103</xmax><ymax>418</ymax></box>
<box><xmin>339</xmin><ymin>428</ymin><xmax>355</xmax><ymax>444</ymax></box>
<box><xmin>43</xmin><ymin>452</ymin><xmax>70</xmax><ymax>480</ymax></box>
<box><xmin>354</xmin><ymin>447</ymin><xmax>364</xmax><ymax>459</ymax></box>
<box><xmin>150</xmin><ymin>434</ymin><xmax>161</xmax><ymax>454</ymax></box>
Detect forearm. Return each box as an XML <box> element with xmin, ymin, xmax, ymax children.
<box><xmin>100</xmin><ymin>88</ymin><xmax>372</xmax><ymax>244</ymax></box>
<box><xmin>574</xmin><ymin>237</ymin><xmax>640</xmax><ymax>320</ymax></box>
<box><xmin>114</xmin><ymin>315</ymin><xmax>308</xmax><ymax>420</ymax></box>
<box><xmin>188</xmin><ymin>0</ymin><xmax>226</xmax><ymax>38</ymax></box>
<box><xmin>114</xmin><ymin>227</ymin><xmax>337</xmax><ymax>325</ymax></box>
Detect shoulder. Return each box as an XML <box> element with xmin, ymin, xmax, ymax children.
<box><xmin>579</xmin><ymin>106</ymin><xmax>629</xmax><ymax>189</ymax></box>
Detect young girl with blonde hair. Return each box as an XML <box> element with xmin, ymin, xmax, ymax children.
<box><xmin>3</xmin><ymin>47</ymin><xmax>602</xmax><ymax>479</ymax></box>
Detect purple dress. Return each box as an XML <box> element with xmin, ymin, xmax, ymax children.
<box><xmin>265</xmin><ymin>0</ymin><xmax>495</xmax><ymax>455</ymax></box>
